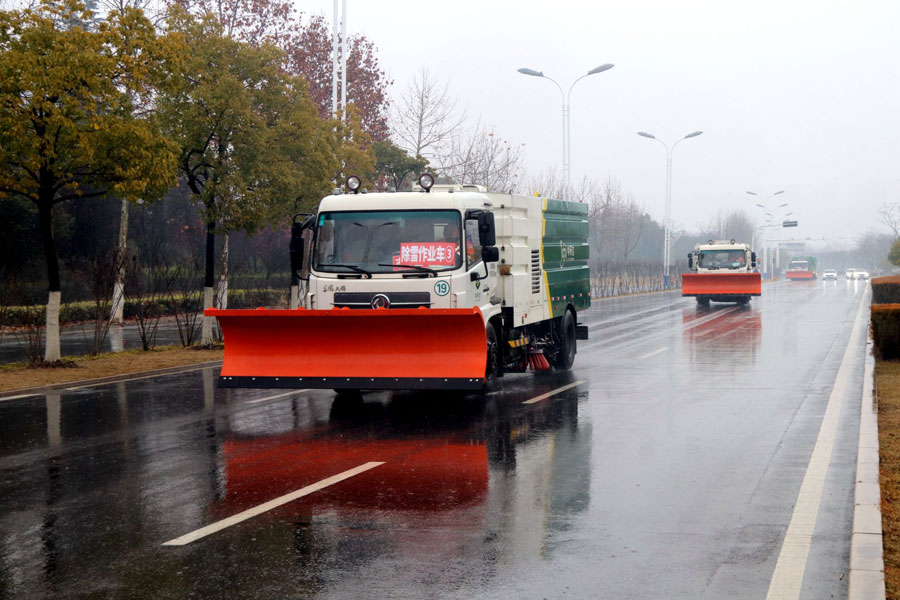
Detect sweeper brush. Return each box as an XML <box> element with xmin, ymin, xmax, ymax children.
<box><xmin>207</xmin><ymin>307</ymin><xmax>488</xmax><ymax>391</ymax></box>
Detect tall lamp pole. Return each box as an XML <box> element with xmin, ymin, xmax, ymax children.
<box><xmin>747</xmin><ymin>190</ymin><xmax>787</xmax><ymax>278</ymax></box>
<box><xmin>518</xmin><ymin>64</ymin><xmax>614</xmax><ymax>199</ymax></box>
<box><xmin>637</xmin><ymin>130</ymin><xmax>704</xmax><ymax>288</ymax></box>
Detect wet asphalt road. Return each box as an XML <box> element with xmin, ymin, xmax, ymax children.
<box><xmin>0</xmin><ymin>278</ymin><xmax>871</xmax><ymax>599</ymax></box>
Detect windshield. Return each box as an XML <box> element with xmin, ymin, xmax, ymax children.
<box><xmin>789</xmin><ymin>261</ymin><xmax>809</xmax><ymax>270</ymax></box>
<box><xmin>313</xmin><ymin>209</ymin><xmax>462</xmax><ymax>274</ymax></box>
<box><xmin>697</xmin><ymin>249</ymin><xmax>746</xmax><ymax>269</ymax></box>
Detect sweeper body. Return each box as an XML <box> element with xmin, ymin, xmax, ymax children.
<box><xmin>785</xmin><ymin>256</ymin><xmax>817</xmax><ymax>280</ymax></box>
<box><xmin>683</xmin><ymin>240</ymin><xmax>761</xmax><ymax>305</ymax></box>
<box><xmin>207</xmin><ymin>177</ymin><xmax>591</xmax><ymax>392</ymax></box>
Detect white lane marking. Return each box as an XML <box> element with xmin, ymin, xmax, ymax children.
<box><xmin>64</xmin><ymin>364</ymin><xmax>217</xmax><ymax>391</ymax></box>
<box><xmin>638</xmin><ymin>347</ymin><xmax>669</xmax><ymax>359</ymax></box>
<box><xmin>245</xmin><ymin>390</ymin><xmax>309</xmax><ymax>405</ymax></box>
<box><xmin>522</xmin><ymin>380</ymin><xmax>585</xmax><ymax>405</ymax></box>
<box><xmin>0</xmin><ymin>393</ymin><xmax>44</xmax><ymax>402</ymax></box>
<box><xmin>766</xmin><ymin>291</ymin><xmax>868</xmax><ymax>599</ymax></box>
<box><xmin>162</xmin><ymin>461</ymin><xmax>385</xmax><ymax>546</ymax></box>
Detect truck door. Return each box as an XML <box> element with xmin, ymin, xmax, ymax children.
<box><xmin>463</xmin><ymin>215</ymin><xmax>499</xmax><ymax>312</ymax></box>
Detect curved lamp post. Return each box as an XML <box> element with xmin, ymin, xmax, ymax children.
<box><xmin>518</xmin><ymin>64</ymin><xmax>614</xmax><ymax>199</ymax></box>
<box><xmin>637</xmin><ymin>130</ymin><xmax>704</xmax><ymax>287</ymax></box>
<box><xmin>747</xmin><ymin>190</ymin><xmax>788</xmax><ymax>278</ymax></box>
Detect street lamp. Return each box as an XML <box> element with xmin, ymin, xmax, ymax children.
<box><xmin>637</xmin><ymin>130</ymin><xmax>704</xmax><ymax>288</ymax></box>
<box><xmin>518</xmin><ymin>63</ymin><xmax>615</xmax><ymax>199</ymax></box>
<box><xmin>746</xmin><ymin>190</ymin><xmax>789</xmax><ymax>278</ymax></box>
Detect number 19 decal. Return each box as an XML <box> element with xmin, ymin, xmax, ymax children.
<box><xmin>434</xmin><ymin>280</ymin><xmax>450</xmax><ymax>296</ymax></box>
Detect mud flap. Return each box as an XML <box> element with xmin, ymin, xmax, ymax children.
<box><xmin>207</xmin><ymin>307</ymin><xmax>487</xmax><ymax>390</ymax></box>
<box><xmin>681</xmin><ymin>272</ymin><xmax>762</xmax><ymax>297</ymax></box>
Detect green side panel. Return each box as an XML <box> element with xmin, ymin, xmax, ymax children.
<box><xmin>543</xmin><ymin>199</ymin><xmax>591</xmax><ymax>316</ymax></box>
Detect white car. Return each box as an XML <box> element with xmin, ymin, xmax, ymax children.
<box><xmin>857</xmin><ymin>270</ymin><xmax>870</xmax><ymax>280</ymax></box>
<box><xmin>846</xmin><ymin>269</ymin><xmax>859</xmax><ymax>279</ymax></box>
<box><xmin>822</xmin><ymin>269</ymin><xmax>837</xmax><ymax>280</ymax></box>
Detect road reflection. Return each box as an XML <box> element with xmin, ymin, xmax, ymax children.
<box><xmin>682</xmin><ymin>304</ymin><xmax>762</xmax><ymax>368</ymax></box>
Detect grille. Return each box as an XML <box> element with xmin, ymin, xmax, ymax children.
<box><xmin>531</xmin><ymin>250</ymin><xmax>541</xmax><ymax>293</ymax></box>
<box><xmin>333</xmin><ymin>292</ymin><xmax>432</xmax><ymax>309</ymax></box>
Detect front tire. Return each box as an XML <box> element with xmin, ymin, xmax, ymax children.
<box><xmin>484</xmin><ymin>323</ymin><xmax>499</xmax><ymax>389</ymax></box>
<box><xmin>554</xmin><ymin>310</ymin><xmax>576</xmax><ymax>370</ymax></box>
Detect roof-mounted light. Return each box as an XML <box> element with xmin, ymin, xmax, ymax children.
<box><xmin>418</xmin><ymin>173</ymin><xmax>435</xmax><ymax>193</ymax></box>
<box><xmin>346</xmin><ymin>175</ymin><xmax>362</xmax><ymax>194</ymax></box>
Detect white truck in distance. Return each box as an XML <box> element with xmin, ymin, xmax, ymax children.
<box><xmin>683</xmin><ymin>240</ymin><xmax>761</xmax><ymax>305</ymax></box>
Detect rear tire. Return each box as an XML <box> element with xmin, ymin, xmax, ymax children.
<box><xmin>554</xmin><ymin>310</ymin><xmax>576</xmax><ymax>370</ymax></box>
<box><xmin>484</xmin><ymin>323</ymin><xmax>499</xmax><ymax>390</ymax></box>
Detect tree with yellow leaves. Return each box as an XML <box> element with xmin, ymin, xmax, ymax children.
<box><xmin>0</xmin><ymin>0</ymin><xmax>179</xmax><ymax>362</ymax></box>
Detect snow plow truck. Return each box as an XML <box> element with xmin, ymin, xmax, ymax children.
<box><xmin>786</xmin><ymin>256</ymin><xmax>817</xmax><ymax>280</ymax></box>
<box><xmin>206</xmin><ymin>175</ymin><xmax>590</xmax><ymax>392</ymax></box>
<box><xmin>682</xmin><ymin>240</ymin><xmax>760</xmax><ymax>305</ymax></box>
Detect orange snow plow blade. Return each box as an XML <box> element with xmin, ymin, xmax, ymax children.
<box><xmin>681</xmin><ymin>272</ymin><xmax>762</xmax><ymax>297</ymax></box>
<box><xmin>206</xmin><ymin>307</ymin><xmax>487</xmax><ymax>391</ymax></box>
<box><xmin>786</xmin><ymin>270</ymin><xmax>814</xmax><ymax>280</ymax></box>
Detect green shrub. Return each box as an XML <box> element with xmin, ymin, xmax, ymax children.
<box><xmin>872</xmin><ymin>304</ymin><xmax>900</xmax><ymax>359</ymax></box>
<box><xmin>873</xmin><ymin>276</ymin><xmax>900</xmax><ymax>304</ymax></box>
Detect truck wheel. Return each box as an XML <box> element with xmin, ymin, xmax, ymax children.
<box><xmin>484</xmin><ymin>323</ymin><xmax>499</xmax><ymax>389</ymax></box>
<box><xmin>555</xmin><ymin>310</ymin><xmax>576</xmax><ymax>370</ymax></box>
<box><xmin>696</xmin><ymin>297</ymin><xmax>710</xmax><ymax>306</ymax></box>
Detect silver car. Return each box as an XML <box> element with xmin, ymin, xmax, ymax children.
<box><xmin>823</xmin><ymin>269</ymin><xmax>837</xmax><ymax>280</ymax></box>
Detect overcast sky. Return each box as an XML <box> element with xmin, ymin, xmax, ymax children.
<box><xmin>302</xmin><ymin>0</ymin><xmax>900</xmax><ymax>245</ymax></box>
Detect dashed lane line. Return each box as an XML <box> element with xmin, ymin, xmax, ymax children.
<box><xmin>245</xmin><ymin>390</ymin><xmax>310</xmax><ymax>405</ymax></box>
<box><xmin>162</xmin><ymin>461</ymin><xmax>385</xmax><ymax>546</ymax></box>
<box><xmin>638</xmin><ymin>347</ymin><xmax>669</xmax><ymax>359</ymax></box>
<box><xmin>522</xmin><ymin>380</ymin><xmax>585</xmax><ymax>405</ymax></box>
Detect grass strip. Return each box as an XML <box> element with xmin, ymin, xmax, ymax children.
<box><xmin>878</xmin><ymin>360</ymin><xmax>900</xmax><ymax>598</ymax></box>
<box><xmin>0</xmin><ymin>345</ymin><xmax>223</xmax><ymax>393</ymax></box>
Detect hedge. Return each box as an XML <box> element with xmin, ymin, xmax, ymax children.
<box><xmin>872</xmin><ymin>303</ymin><xmax>900</xmax><ymax>359</ymax></box>
<box><xmin>0</xmin><ymin>288</ymin><xmax>289</xmax><ymax>328</ymax></box>
<box><xmin>872</xmin><ymin>276</ymin><xmax>900</xmax><ymax>304</ymax></box>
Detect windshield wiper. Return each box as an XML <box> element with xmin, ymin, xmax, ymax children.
<box><xmin>324</xmin><ymin>264</ymin><xmax>372</xmax><ymax>278</ymax></box>
<box><xmin>379</xmin><ymin>263</ymin><xmax>438</xmax><ymax>277</ymax></box>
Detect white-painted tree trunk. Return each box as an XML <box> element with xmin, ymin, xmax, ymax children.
<box><xmin>44</xmin><ymin>291</ymin><xmax>61</xmax><ymax>363</ymax></box>
<box><xmin>110</xmin><ymin>199</ymin><xmax>129</xmax><ymax>325</ymax></box>
<box><xmin>290</xmin><ymin>284</ymin><xmax>300</xmax><ymax>309</ymax></box>
<box><xmin>216</xmin><ymin>234</ymin><xmax>229</xmax><ymax>310</ymax></box>
<box><xmin>201</xmin><ymin>286</ymin><xmax>215</xmax><ymax>345</ymax></box>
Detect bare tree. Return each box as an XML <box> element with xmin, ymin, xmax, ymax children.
<box><xmin>391</xmin><ymin>67</ymin><xmax>465</xmax><ymax>159</ymax></box>
<box><xmin>437</xmin><ymin>121</ymin><xmax>524</xmax><ymax>192</ymax></box>
<box><xmin>880</xmin><ymin>203</ymin><xmax>900</xmax><ymax>240</ymax></box>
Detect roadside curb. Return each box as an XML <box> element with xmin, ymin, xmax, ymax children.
<box><xmin>0</xmin><ymin>360</ymin><xmax>223</xmax><ymax>401</ymax></box>
<box><xmin>848</xmin><ymin>333</ymin><xmax>886</xmax><ymax>599</ymax></box>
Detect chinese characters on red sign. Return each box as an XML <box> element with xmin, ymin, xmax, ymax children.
<box><xmin>394</xmin><ymin>242</ymin><xmax>458</xmax><ymax>269</ymax></box>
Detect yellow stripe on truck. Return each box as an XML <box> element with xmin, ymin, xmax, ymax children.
<box><xmin>541</xmin><ymin>196</ymin><xmax>553</xmax><ymax>319</ymax></box>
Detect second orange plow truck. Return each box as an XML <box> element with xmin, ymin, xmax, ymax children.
<box><xmin>206</xmin><ymin>174</ymin><xmax>591</xmax><ymax>392</ymax></box>
<box><xmin>682</xmin><ymin>239</ymin><xmax>761</xmax><ymax>305</ymax></box>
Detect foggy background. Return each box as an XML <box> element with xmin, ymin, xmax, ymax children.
<box><xmin>301</xmin><ymin>0</ymin><xmax>900</xmax><ymax>248</ymax></box>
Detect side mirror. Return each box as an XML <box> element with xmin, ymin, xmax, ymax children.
<box><xmin>687</xmin><ymin>254</ymin><xmax>693</xmax><ymax>269</ymax></box>
<box><xmin>290</xmin><ymin>213</ymin><xmax>313</xmax><ymax>284</ymax></box>
<box><xmin>478</xmin><ymin>212</ymin><xmax>496</xmax><ymax>247</ymax></box>
<box><xmin>482</xmin><ymin>246</ymin><xmax>499</xmax><ymax>263</ymax></box>
<box><xmin>290</xmin><ymin>222</ymin><xmax>304</xmax><ymax>285</ymax></box>
<box><xmin>751</xmin><ymin>252</ymin><xmax>757</xmax><ymax>268</ymax></box>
